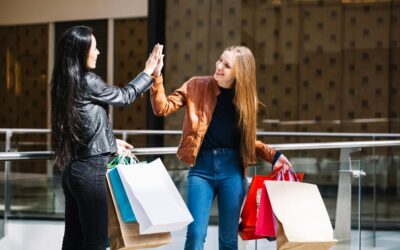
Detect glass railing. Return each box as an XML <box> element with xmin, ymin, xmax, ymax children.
<box><xmin>2</xmin><ymin>158</ymin><xmax>395</xmax><ymax>249</ymax></box>
<box><xmin>0</xmin><ymin>158</ymin><xmax>361</xmax><ymax>249</ymax></box>
<box><xmin>0</xmin><ymin>140</ymin><xmax>400</xmax><ymax>249</ymax></box>
<box><xmin>0</xmin><ymin>161</ymin><xmax>61</xmax><ymax>219</ymax></box>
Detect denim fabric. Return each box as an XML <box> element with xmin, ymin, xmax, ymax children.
<box><xmin>184</xmin><ymin>149</ymin><xmax>247</xmax><ymax>250</ymax></box>
<box><xmin>61</xmin><ymin>154</ymin><xmax>109</xmax><ymax>250</ymax></box>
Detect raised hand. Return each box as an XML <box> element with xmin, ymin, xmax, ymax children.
<box><xmin>143</xmin><ymin>44</ymin><xmax>163</xmax><ymax>76</ymax></box>
<box><xmin>153</xmin><ymin>46</ymin><xmax>164</xmax><ymax>77</ymax></box>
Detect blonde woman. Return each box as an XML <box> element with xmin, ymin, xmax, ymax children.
<box><xmin>150</xmin><ymin>46</ymin><xmax>292</xmax><ymax>250</ymax></box>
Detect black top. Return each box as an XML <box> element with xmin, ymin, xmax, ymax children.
<box><xmin>200</xmin><ymin>86</ymin><xmax>240</xmax><ymax>150</ymax></box>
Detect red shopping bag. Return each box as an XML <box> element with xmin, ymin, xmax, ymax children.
<box><xmin>239</xmin><ymin>166</ymin><xmax>303</xmax><ymax>240</ymax></box>
<box><xmin>239</xmin><ymin>168</ymin><xmax>281</xmax><ymax>240</ymax></box>
<box><xmin>254</xmin><ymin>167</ymin><xmax>304</xmax><ymax>238</ymax></box>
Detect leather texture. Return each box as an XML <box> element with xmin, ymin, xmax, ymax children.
<box><xmin>150</xmin><ymin>75</ymin><xmax>276</xmax><ymax>170</ymax></box>
<box><xmin>76</xmin><ymin>71</ymin><xmax>154</xmax><ymax>158</ymax></box>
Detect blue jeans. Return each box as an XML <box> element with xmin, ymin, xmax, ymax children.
<box><xmin>61</xmin><ymin>154</ymin><xmax>109</xmax><ymax>250</ymax></box>
<box><xmin>184</xmin><ymin>149</ymin><xmax>247</xmax><ymax>250</ymax></box>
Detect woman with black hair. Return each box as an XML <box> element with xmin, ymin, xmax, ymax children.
<box><xmin>51</xmin><ymin>26</ymin><xmax>163</xmax><ymax>250</ymax></box>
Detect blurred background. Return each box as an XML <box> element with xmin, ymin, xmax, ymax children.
<box><xmin>0</xmin><ymin>0</ymin><xmax>399</xmax><ymax>249</ymax></box>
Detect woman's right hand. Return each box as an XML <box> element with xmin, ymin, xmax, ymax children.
<box><xmin>143</xmin><ymin>44</ymin><xmax>163</xmax><ymax>76</ymax></box>
<box><xmin>116</xmin><ymin>139</ymin><xmax>133</xmax><ymax>156</ymax></box>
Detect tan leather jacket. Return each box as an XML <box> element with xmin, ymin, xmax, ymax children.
<box><xmin>150</xmin><ymin>75</ymin><xmax>277</xmax><ymax>171</ymax></box>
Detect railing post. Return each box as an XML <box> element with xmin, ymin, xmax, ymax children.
<box><xmin>2</xmin><ymin>130</ymin><xmax>12</xmax><ymax>238</ymax></box>
<box><xmin>371</xmin><ymin>136</ymin><xmax>377</xmax><ymax>247</ymax></box>
<box><xmin>122</xmin><ymin>132</ymin><xmax>127</xmax><ymax>142</ymax></box>
<box><xmin>334</xmin><ymin>147</ymin><xmax>361</xmax><ymax>248</ymax></box>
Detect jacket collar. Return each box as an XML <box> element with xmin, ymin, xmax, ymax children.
<box><xmin>211</xmin><ymin>77</ymin><xmax>221</xmax><ymax>97</ymax></box>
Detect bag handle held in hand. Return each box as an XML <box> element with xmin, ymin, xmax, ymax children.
<box><xmin>108</xmin><ymin>153</ymin><xmax>140</xmax><ymax>169</ymax></box>
<box><xmin>274</xmin><ymin>166</ymin><xmax>302</xmax><ymax>182</ymax></box>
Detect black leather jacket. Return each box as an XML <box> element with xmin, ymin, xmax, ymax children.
<box><xmin>75</xmin><ymin>71</ymin><xmax>153</xmax><ymax>158</ymax></box>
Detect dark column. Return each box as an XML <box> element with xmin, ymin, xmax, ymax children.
<box><xmin>147</xmin><ymin>0</ymin><xmax>165</xmax><ymax>148</ymax></box>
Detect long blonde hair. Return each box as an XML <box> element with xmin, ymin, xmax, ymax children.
<box><xmin>225</xmin><ymin>46</ymin><xmax>258</xmax><ymax>165</ymax></box>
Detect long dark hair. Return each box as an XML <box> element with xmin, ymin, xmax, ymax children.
<box><xmin>51</xmin><ymin>26</ymin><xmax>93</xmax><ymax>169</ymax></box>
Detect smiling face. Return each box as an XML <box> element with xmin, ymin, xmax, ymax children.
<box><xmin>213</xmin><ymin>50</ymin><xmax>236</xmax><ymax>88</ymax></box>
<box><xmin>86</xmin><ymin>35</ymin><xmax>100</xmax><ymax>69</ymax></box>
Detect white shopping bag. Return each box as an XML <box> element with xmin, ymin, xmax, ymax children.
<box><xmin>117</xmin><ymin>158</ymin><xmax>193</xmax><ymax>235</ymax></box>
<box><xmin>265</xmin><ymin>181</ymin><xmax>337</xmax><ymax>250</ymax></box>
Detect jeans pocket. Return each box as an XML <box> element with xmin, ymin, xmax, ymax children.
<box><xmin>69</xmin><ymin>161</ymin><xmax>91</xmax><ymax>186</ymax></box>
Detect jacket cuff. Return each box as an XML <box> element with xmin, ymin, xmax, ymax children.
<box><xmin>152</xmin><ymin>74</ymin><xmax>163</xmax><ymax>85</ymax></box>
<box><xmin>130</xmin><ymin>72</ymin><xmax>153</xmax><ymax>94</ymax></box>
<box><xmin>272</xmin><ymin>151</ymin><xmax>282</xmax><ymax>167</ymax></box>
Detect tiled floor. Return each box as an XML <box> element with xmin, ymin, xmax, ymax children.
<box><xmin>0</xmin><ymin>220</ymin><xmax>399</xmax><ymax>250</ymax></box>
<box><xmin>156</xmin><ymin>227</ymin><xmax>400</xmax><ymax>250</ymax></box>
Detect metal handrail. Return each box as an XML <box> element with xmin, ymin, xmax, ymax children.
<box><xmin>1</xmin><ymin>140</ymin><xmax>400</xmax><ymax>161</ymax></box>
<box><xmin>1</xmin><ymin>128</ymin><xmax>400</xmax><ymax>138</ymax></box>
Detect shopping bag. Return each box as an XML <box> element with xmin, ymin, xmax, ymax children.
<box><xmin>239</xmin><ymin>166</ymin><xmax>303</xmax><ymax>240</ymax></box>
<box><xmin>107</xmin><ymin>177</ymin><xmax>171</xmax><ymax>249</ymax></box>
<box><xmin>255</xmin><ymin>167</ymin><xmax>304</xmax><ymax>238</ymax></box>
<box><xmin>108</xmin><ymin>168</ymin><xmax>136</xmax><ymax>223</ymax></box>
<box><xmin>118</xmin><ymin>157</ymin><xmax>193</xmax><ymax>234</ymax></box>
<box><xmin>107</xmin><ymin>155</ymin><xmax>140</xmax><ymax>223</ymax></box>
<box><xmin>265</xmin><ymin>181</ymin><xmax>337</xmax><ymax>250</ymax></box>
<box><xmin>239</xmin><ymin>175</ymin><xmax>271</xmax><ymax>240</ymax></box>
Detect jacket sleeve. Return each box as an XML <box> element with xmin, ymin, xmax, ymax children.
<box><xmin>255</xmin><ymin>140</ymin><xmax>277</xmax><ymax>164</ymax></box>
<box><xmin>85</xmin><ymin>72</ymin><xmax>154</xmax><ymax>106</ymax></box>
<box><xmin>150</xmin><ymin>75</ymin><xmax>188</xmax><ymax>116</ymax></box>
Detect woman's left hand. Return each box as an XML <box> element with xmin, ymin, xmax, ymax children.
<box><xmin>116</xmin><ymin>139</ymin><xmax>134</xmax><ymax>156</ymax></box>
<box><xmin>273</xmin><ymin>154</ymin><xmax>293</xmax><ymax>171</ymax></box>
<box><xmin>143</xmin><ymin>44</ymin><xmax>163</xmax><ymax>76</ymax></box>
<box><xmin>153</xmin><ymin>54</ymin><xmax>164</xmax><ymax>77</ymax></box>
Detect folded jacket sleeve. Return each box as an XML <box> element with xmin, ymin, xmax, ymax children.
<box><xmin>150</xmin><ymin>75</ymin><xmax>189</xmax><ymax>116</ymax></box>
<box><xmin>255</xmin><ymin>140</ymin><xmax>277</xmax><ymax>164</ymax></box>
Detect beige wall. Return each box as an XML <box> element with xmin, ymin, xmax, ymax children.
<box><xmin>0</xmin><ymin>0</ymin><xmax>147</xmax><ymax>25</ymax></box>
